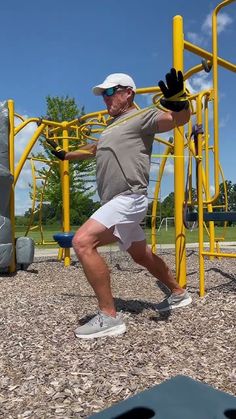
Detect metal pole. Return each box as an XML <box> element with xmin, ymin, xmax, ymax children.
<box><xmin>8</xmin><ymin>100</ymin><xmax>16</xmax><ymax>273</ymax></box>
<box><xmin>62</xmin><ymin>126</ymin><xmax>71</xmax><ymax>267</ymax></box>
<box><xmin>196</xmin><ymin>94</ymin><xmax>205</xmax><ymax>296</ymax></box>
<box><xmin>173</xmin><ymin>15</ymin><xmax>187</xmax><ymax>287</ymax></box>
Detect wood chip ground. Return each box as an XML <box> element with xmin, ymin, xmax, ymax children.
<box><xmin>0</xmin><ymin>248</ymin><xmax>235</xmax><ymax>418</ymax></box>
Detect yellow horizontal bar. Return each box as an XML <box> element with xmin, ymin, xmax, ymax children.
<box><xmin>151</xmin><ymin>154</ymin><xmax>191</xmax><ymax>158</ymax></box>
<box><xmin>184</xmin><ymin>40</ymin><xmax>236</xmax><ymax>73</ymax></box>
<box><xmin>136</xmin><ymin>86</ymin><xmax>160</xmax><ymax>94</ymax></box>
<box><xmin>15</xmin><ymin>118</ymin><xmax>72</xmax><ymax>136</ymax></box>
<box><xmin>45</xmin><ymin>135</ymin><xmax>81</xmax><ymax>141</ymax></box>
<box><xmin>202</xmin><ymin>251</ymin><xmax>236</xmax><ymax>258</ymax></box>
<box><xmin>29</xmin><ymin>225</ymin><xmax>39</xmax><ymax>230</ymax></box>
<box><xmin>27</xmin><ymin>157</ymin><xmax>54</xmax><ymax>164</ymax></box>
<box><xmin>79</xmin><ymin>110</ymin><xmax>108</xmax><ymax>121</ymax></box>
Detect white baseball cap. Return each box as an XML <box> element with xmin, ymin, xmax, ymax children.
<box><xmin>92</xmin><ymin>73</ymin><xmax>136</xmax><ymax>96</ymax></box>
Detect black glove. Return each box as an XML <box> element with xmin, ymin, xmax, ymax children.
<box><xmin>46</xmin><ymin>138</ymin><xmax>66</xmax><ymax>160</ymax></box>
<box><xmin>158</xmin><ymin>68</ymin><xmax>189</xmax><ymax>112</ymax></box>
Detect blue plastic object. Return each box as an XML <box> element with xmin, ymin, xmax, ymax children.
<box><xmin>88</xmin><ymin>375</ymin><xmax>236</xmax><ymax>419</ymax></box>
<box><xmin>53</xmin><ymin>232</ymin><xmax>74</xmax><ymax>248</ymax></box>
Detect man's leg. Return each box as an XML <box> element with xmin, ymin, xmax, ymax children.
<box><xmin>127</xmin><ymin>239</ymin><xmax>192</xmax><ymax>311</ymax></box>
<box><xmin>72</xmin><ymin>218</ymin><xmax>118</xmax><ymax>317</ymax></box>
<box><xmin>127</xmin><ymin>239</ymin><xmax>183</xmax><ymax>293</ymax></box>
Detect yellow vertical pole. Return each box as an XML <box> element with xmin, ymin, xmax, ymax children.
<box><xmin>8</xmin><ymin>100</ymin><xmax>16</xmax><ymax>273</ymax></box>
<box><xmin>204</xmin><ymin>97</ymin><xmax>215</xmax><ymax>257</ymax></box>
<box><xmin>173</xmin><ymin>15</ymin><xmax>187</xmax><ymax>287</ymax></box>
<box><xmin>57</xmin><ymin>247</ymin><xmax>63</xmax><ymax>261</ymax></box>
<box><xmin>151</xmin><ymin>145</ymin><xmax>173</xmax><ymax>253</ymax></box>
<box><xmin>196</xmin><ymin>94</ymin><xmax>205</xmax><ymax>296</ymax></box>
<box><xmin>62</xmin><ymin>126</ymin><xmax>70</xmax><ymax>267</ymax></box>
<box><xmin>211</xmin><ymin>1</ymin><xmax>221</xmax><ymax>202</ymax></box>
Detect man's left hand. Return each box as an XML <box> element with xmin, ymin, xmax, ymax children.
<box><xmin>158</xmin><ymin>68</ymin><xmax>189</xmax><ymax>112</ymax></box>
<box><xmin>46</xmin><ymin>138</ymin><xmax>67</xmax><ymax>160</ymax></box>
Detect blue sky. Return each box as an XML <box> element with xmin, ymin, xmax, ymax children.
<box><xmin>0</xmin><ymin>0</ymin><xmax>235</xmax><ymax>214</ymax></box>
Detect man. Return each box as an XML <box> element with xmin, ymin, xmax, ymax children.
<box><xmin>47</xmin><ymin>69</ymin><xmax>192</xmax><ymax>339</ymax></box>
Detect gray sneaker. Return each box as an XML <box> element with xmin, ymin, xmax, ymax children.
<box><xmin>156</xmin><ymin>291</ymin><xmax>192</xmax><ymax>312</ymax></box>
<box><xmin>74</xmin><ymin>311</ymin><xmax>126</xmax><ymax>339</ymax></box>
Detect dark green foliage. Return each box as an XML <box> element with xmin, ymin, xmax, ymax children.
<box><xmin>146</xmin><ymin>181</ymin><xmax>236</xmax><ymax>228</ymax></box>
<box><xmin>212</xmin><ymin>180</ymin><xmax>236</xmax><ymax>225</ymax></box>
<box><xmin>45</xmin><ymin>95</ymin><xmax>84</xmax><ymax>122</ymax></box>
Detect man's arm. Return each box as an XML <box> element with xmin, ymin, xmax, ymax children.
<box><xmin>65</xmin><ymin>143</ymin><xmax>97</xmax><ymax>160</ymax></box>
<box><xmin>46</xmin><ymin>139</ymin><xmax>97</xmax><ymax>161</ymax></box>
<box><xmin>157</xmin><ymin>108</ymin><xmax>190</xmax><ymax>133</ymax></box>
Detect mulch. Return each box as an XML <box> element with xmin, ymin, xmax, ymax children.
<box><xmin>0</xmin><ymin>248</ymin><xmax>235</xmax><ymax>418</ymax></box>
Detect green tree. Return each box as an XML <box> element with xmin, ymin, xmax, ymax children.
<box><xmin>214</xmin><ymin>180</ymin><xmax>236</xmax><ymax>212</ymax></box>
<box><xmin>212</xmin><ymin>180</ymin><xmax>236</xmax><ymax>225</ymax></box>
<box><xmin>28</xmin><ymin>95</ymin><xmax>99</xmax><ymax>225</ymax></box>
<box><xmin>160</xmin><ymin>192</ymin><xmax>175</xmax><ymax>218</ymax></box>
<box><xmin>147</xmin><ymin>187</ymin><xmax>197</xmax><ymax>227</ymax></box>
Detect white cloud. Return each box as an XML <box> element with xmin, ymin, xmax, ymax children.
<box><xmin>202</xmin><ymin>13</ymin><xmax>213</xmax><ymax>33</ymax></box>
<box><xmin>202</xmin><ymin>12</ymin><xmax>233</xmax><ymax>34</ymax></box>
<box><xmin>148</xmin><ymin>182</ymin><xmax>156</xmax><ymax>199</ymax></box>
<box><xmin>150</xmin><ymin>161</ymin><xmax>160</xmax><ymax>177</ymax></box>
<box><xmin>16</xmin><ymin>165</ymin><xmax>32</xmax><ymax>190</ymax></box>
<box><xmin>189</xmin><ymin>72</ymin><xmax>212</xmax><ymax>92</ymax></box>
<box><xmin>15</xmin><ymin>119</ymin><xmax>43</xmax><ymax>163</ymax></box>
<box><xmin>15</xmin><ymin>188</ymin><xmax>32</xmax><ymax>216</ymax></box>
<box><xmin>210</xmin><ymin>184</ymin><xmax>215</xmax><ymax>196</ymax></box>
<box><xmin>187</xmin><ymin>73</ymin><xmax>214</xmax><ymax>121</ymax></box>
<box><xmin>164</xmin><ymin>161</ymin><xmax>174</xmax><ymax>175</ymax></box>
<box><xmin>185</xmin><ymin>79</ymin><xmax>197</xmax><ymax>95</ymax></box>
<box><xmin>186</xmin><ymin>11</ymin><xmax>233</xmax><ymax>49</ymax></box>
<box><xmin>186</xmin><ymin>32</ymin><xmax>204</xmax><ymax>46</ymax></box>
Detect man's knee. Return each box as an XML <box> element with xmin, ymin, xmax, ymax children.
<box><xmin>72</xmin><ymin>230</ymin><xmax>94</xmax><ymax>256</ymax></box>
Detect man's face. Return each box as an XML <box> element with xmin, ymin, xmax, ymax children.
<box><xmin>102</xmin><ymin>86</ymin><xmax>133</xmax><ymax>117</ymax></box>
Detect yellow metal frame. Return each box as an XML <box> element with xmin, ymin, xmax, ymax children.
<box><xmin>172</xmin><ymin>0</ymin><xmax>236</xmax><ymax>296</ymax></box>
<box><xmin>25</xmin><ymin>157</ymin><xmax>56</xmax><ymax>245</ymax></box>
<box><xmin>7</xmin><ymin>0</ymin><xmax>236</xmax><ymax>287</ymax></box>
<box><xmin>8</xmin><ymin>100</ymin><xmax>16</xmax><ymax>272</ymax></box>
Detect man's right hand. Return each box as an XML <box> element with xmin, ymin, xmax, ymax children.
<box><xmin>46</xmin><ymin>138</ymin><xmax>66</xmax><ymax>160</ymax></box>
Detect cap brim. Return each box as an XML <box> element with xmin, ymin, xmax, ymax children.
<box><xmin>92</xmin><ymin>82</ymin><xmax>118</xmax><ymax>96</ymax></box>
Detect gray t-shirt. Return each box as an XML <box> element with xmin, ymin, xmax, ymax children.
<box><xmin>96</xmin><ymin>107</ymin><xmax>164</xmax><ymax>204</ymax></box>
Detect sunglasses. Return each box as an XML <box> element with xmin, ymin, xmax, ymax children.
<box><xmin>102</xmin><ymin>85</ymin><xmax>130</xmax><ymax>97</ymax></box>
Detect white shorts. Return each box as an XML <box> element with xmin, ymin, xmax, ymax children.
<box><xmin>90</xmin><ymin>194</ymin><xmax>148</xmax><ymax>251</ymax></box>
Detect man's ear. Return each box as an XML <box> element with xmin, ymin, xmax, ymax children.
<box><xmin>127</xmin><ymin>88</ymin><xmax>135</xmax><ymax>102</ymax></box>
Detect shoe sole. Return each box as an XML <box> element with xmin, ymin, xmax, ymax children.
<box><xmin>75</xmin><ymin>324</ymin><xmax>126</xmax><ymax>339</ymax></box>
<box><xmin>158</xmin><ymin>296</ymin><xmax>192</xmax><ymax>312</ymax></box>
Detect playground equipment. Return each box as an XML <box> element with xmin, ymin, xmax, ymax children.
<box><xmin>169</xmin><ymin>0</ymin><xmax>236</xmax><ymax>296</ymax></box>
<box><xmin>0</xmin><ymin>101</ymin><xmax>14</xmax><ymax>269</ymax></box>
<box><xmin>0</xmin><ymin>0</ymin><xmax>235</xmax><ymax>297</ymax></box>
<box><xmin>89</xmin><ymin>375</ymin><xmax>236</xmax><ymax>419</ymax></box>
<box><xmin>0</xmin><ymin>102</ymin><xmax>34</xmax><ymax>272</ymax></box>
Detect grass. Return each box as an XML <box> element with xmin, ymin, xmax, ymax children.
<box><xmin>146</xmin><ymin>225</ymin><xmax>236</xmax><ymax>244</ymax></box>
<box><xmin>15</xmin><ymin>224</ymin><xmax>236</xmax><ymax>248</ymax></box>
